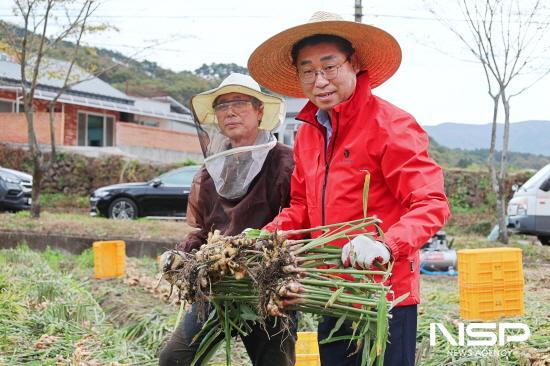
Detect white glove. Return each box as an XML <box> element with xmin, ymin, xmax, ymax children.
<box><xmin>341</xmin><ymin>235</ymin><xmax>391</xmax><ymax>269</ymax></box>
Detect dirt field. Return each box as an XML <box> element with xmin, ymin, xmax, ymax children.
<box><xmin>0</xmin><ymin>215</ymin><xmax>548</xmax><ymax>365</ymax></box>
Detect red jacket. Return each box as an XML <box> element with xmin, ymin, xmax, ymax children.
<box><xmin>265</xmin><ymin>72</ymin><xmax>450</xmax><ymax>307</ymax></box>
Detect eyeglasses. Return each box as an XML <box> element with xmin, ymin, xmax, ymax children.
<box><xmin>213</xmin><ymin>100</ymin><xmax>253</xmax><ymax>114</ymax></box>
<box><xmin>298</xmin><ymin>59</ymin><xmax>350</xmax><ymax>84</ymax></box>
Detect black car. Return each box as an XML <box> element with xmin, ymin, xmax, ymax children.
<box><xmin>0</xmin><ymin>167</ymin><xmax>33</xmax><ymax>211</ymax></box>
<box><xmin>90</xmin><ymin>165</ymin><xmax>201</xmax><ymax>219</ymax></box>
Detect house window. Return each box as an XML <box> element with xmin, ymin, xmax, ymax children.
<box><xmin>77</xmin><ymin>112</ymin><xmax>114</xmax><ymax>147</ymax></box>
<box><xmin>0</xmin><ymin>100</ymin><xmax>11</xmax><ymax>112</ymax></box>
<box><xmin>0</xmin><ymin>99</ymin><xmax>25</xmax><ymax>112</ymax></box>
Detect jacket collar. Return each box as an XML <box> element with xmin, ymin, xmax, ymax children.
<box><xmin>296</xmin><ymin>71</ymin><xmax>373</xmax><ymax>128</ymax></box>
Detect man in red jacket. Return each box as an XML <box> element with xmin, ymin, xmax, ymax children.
<box><xmin>248</xmin><ymin>11</ymin><xmax>450</xmax><ymax>366</ymax></box>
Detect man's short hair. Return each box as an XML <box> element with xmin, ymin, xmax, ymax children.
<box><xmin>291</xmin><ymin>34</ymin><xmax>355</xmax><ymax>65</ymax></box>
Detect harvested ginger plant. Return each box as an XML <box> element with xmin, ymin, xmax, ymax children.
<box><xmin>162</xmin><ymin>218</ymin><xmax>407</xmax><ymax>366</ymax></box>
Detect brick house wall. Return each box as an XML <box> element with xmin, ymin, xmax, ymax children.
<box><xmin>1</xmin><ymin>90</ymin><xmax>120</xmax><ymax>146</ymax></box>
<box><xmin>1</xmin><ymin>90</ymin><xmax>201</xmax><ymax>158</ymax></box>
<box><xmin>0</xmin><ymin>112</ymin><xmax>63</xmax><ymax>144</ymax></box>
<box><xmin>116</xmin><ymin>122</ymin><xmax>201</xmax><ymax>154</ymax></box>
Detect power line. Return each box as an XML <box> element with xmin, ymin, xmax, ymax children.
<box><xmin>1</xmin><ymin>12</ymin><xmax>547</xmax><ymax>23</ymax></box>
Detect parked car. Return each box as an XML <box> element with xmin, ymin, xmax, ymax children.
<box><xmin>507</xmin><ymin>163</ymin><xmax>550</xmax><ymax>245</ymax></box>
<box><xmin>90</xmin><ymin>165</ymin><xmax>201</xmax><ymax>219</ymax></box>
<box><xmin>0</xmin><ymin>167</ymin><xmax>33</xmax><ymax>212</ymax></box>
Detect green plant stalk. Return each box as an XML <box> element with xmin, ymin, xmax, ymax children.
<box><xmin>173</xmin><ymin>301</ymin><xmax>185</xmax><ymax>332</ymax></box>
<box><xmin>293</xmin><ymin>220</ymin><xmax>381</xmax><ymax>255</ymax></box>
<box><xmin>296</xmin><ymin>254</ymin><xmax>342</xmax><ymax>261</ymax></box>
<box><xmin>302</xmin><ymin>291</ymin><xmax>384</xmax><ymax>307</ymax></box>
<box><xmin>301</xmin><ymin>298</ymin><xmax>379</xmax><ymax>317</ymax></box>
<box><xmin>299</xmin><ymin>267</ymin><xmax>388</xmax><ymax>276</ymax></box>
<box><xmin>281</xmin><ymin>217</ymin><xmax>372</xmax><ymax>236</ymax></box>
<box><xmin>212</xmin><ymin>295</ymin><xmax>258</xmax><ymax>301</ymax></box>
<box><xmin>301</xmin><ymin>278</ymin><xmax>389</xmax><ymax>290</ymax></box>
<box><xmin>288</xmin><ymin>304</ymin><xmax>377</xmax><ymax>323</ymax></box>
<box><xmin>301</xmin><ymin>293</ymin><xmax>379</xmax><ymax>308</ymax></box>
<box><xmin>307</xmin><ymin>247</ymin><xmax>344</xmax><ymax>254</ymax></box>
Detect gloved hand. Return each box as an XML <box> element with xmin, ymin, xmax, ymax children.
<box><xmin>341</xmin><ymin>235</ymin><xmax>391</xmax><ymax>269</ymax></box>
<box><xmin>159</xmin><ymin>250</ymin><xmax>185</xmax><ymax>285</ymax></box>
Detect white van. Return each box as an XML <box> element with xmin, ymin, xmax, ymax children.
<box><xmin>507</xmin><ymin>164</ymin><xmax>550</xmax><ymax>245</ymax></box>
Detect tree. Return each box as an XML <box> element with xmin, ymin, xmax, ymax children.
<box><xmin>194</xmin><ymin>62</ymin><xmax>248</xmax><ymax>81</ymax></box>
<box><xmin>428</xmin><ymin>0</ymin><xmax>550</xmax><ymax>243</ymax></box>
<box><xmin>1</xmin><ymin>0</ymin><xmax>99</xmax><ymax>218</ymax></box>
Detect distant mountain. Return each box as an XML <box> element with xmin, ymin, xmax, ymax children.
<box><xmin>427</xmin><ymin>138</ymin><xmax>550</xmax><ymax>170</ymax></box>
<box><xmin>0</xmin><ymin>21</ymin><xmax>246</xmax><ymax>106</ymax></box>
<box><xmin>424</xmin><ymin>120</ymin><xmax>550</xmax><ymax>156</ymax></box>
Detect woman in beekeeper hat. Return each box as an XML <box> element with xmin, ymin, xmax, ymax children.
<box><xmin>158</xmin><ymin>73</ymin><xmax>296</xmax><ymax>365</ymax></box>
<box><xmin>191</xmin><ymin>72</ymin><xmax>287</xmax><ymax>200</ymax></box>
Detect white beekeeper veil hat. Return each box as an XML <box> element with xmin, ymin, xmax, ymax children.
<box><xmin>190</xmin><ymin>73</ymin><xmax>285</xmax><ymax>200</ymax></box>
<box><xmin>191</xmin><ymin>72</ymin><xmax>285</xmax><ymax>131</ymax></box>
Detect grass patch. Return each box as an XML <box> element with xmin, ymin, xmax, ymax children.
<box><xmin>1</xmin><ymin>239</ymin><xmax>547</xmax><ymax>365</ymax></box>
<box><xmin>40</xmin><ymin>193</ymin><xmax>89</xmax><ymax>213</ymax></box>
<box><xmin>0</xmin><ymin>247</ymin><xmax>166</xmax><ymax>365</ymax></box>
<box><xmin>76</xmin><ymin>248</ymin><xmax>94</xmax><ymax>269</ymax></box>
<box><xmin>0</xmin><ymin>211</ymin><xmax>192</xmax><ymax>243</ymax></box>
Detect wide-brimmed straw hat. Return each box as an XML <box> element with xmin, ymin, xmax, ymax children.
<box><xmin>191</xmin><ymin>73</ymin><xmax>285</xmax><ymax>131</ymax></box>
<box><xmin>247</xmin><ymin>11</ymin><xmax>402</xmax><ymax>98</ymax></box>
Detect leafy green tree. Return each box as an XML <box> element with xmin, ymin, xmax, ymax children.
<box><xmin>194</xmin><ymin>62</ymin><xmax>248</xmax><ymax>81</ymax></box>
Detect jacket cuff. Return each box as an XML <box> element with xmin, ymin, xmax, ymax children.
<box><xmin>383</xmin><ymin>237</ymin><xmax>400</xmax><ymax>260</ymax></box>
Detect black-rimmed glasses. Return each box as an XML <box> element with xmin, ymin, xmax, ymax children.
<box><xmin>298</xmin><ymin>59</ymin><xmax>350</xmax><ymax>84</ymax></box>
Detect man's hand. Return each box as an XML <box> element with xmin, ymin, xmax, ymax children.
<box><xmin>341</xmin><ymin>235</ymin><xmax>390</xmax><ymax>269</ymax></box>
<box><xmin>272</xmin><ymin>280</ymin><xmax>305</xmax><ymax>315</ymax></box>
<box><xmin>159</xmin><ymin>250</ymin><xmax>185</xmax><ymax>285</ymax></box>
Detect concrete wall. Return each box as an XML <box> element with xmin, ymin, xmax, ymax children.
<box><xmin>0</xmin><ymin>230</ymin><xmax>176</xmax><ymax>258</ymax></box>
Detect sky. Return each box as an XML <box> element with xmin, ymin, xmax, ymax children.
<box><xmin>2</xmin><ymin>0</ymin><xmax>549</xmax><ymax>126</ymax></box>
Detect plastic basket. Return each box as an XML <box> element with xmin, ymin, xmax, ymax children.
<box><xmin>93</xmin><ymin>240</ymin><xmax>126</xmax><ymax>279</ymax></box>
<box><xmin>296</xmin><ymin>332</ymin><xmax>320</xmax><ymax>366</ymax></box>
<box><xmin>459</xmin><ymin>283</ymin><xmax>524</xmax><ymax>321</ymax></box>
<box><xmin>458</xmin><ymin>248</ymin><xmax>524</xmax><ymax>287</ymax></box>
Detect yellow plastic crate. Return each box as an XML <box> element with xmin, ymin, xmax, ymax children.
<box><xmin>458</xmin><ymin>248</ymin><xmax>524</xmax><ymax>287</ymax></box>
<box><xmin>459</xmin><ymin>283</ymin><xmax>524</xmax><ymax>321</ymax></box>
<box><xmin>93</xmin><ymin>240</ymin><xmax>126</xmax><ymax>279</ymax></box>
<box><xmin>296</xmin><ymin>332</ymin><xmax>320</xmax><ymax>366</ymax></box>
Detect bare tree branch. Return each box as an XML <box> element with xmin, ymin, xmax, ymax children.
<box><xmin>428</xmin><ymin>0</ymin><xmax>550</xmax><ymax>244</ymax></box>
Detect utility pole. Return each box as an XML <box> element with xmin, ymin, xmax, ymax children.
<box><xmin>354</xmin><ymin>0</ymin><xmax>363</xmax><ymax>23</ymax></box>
